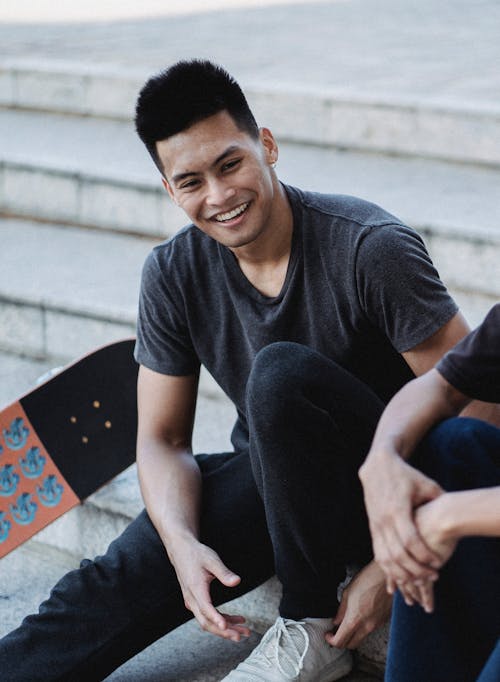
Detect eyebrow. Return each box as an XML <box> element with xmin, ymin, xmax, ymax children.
<box><xmin>171</xmin><ymin>145</ymin><xmax>241</xmax><ymax>184</ymax></box>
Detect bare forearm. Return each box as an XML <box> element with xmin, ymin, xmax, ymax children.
<box><xmin>359</xmin><ymin>370</ymin><xmax>464</xmax><ymax>586</ymax></box>
<box><xmin>137</xmin><ymin>441</ymin><xmax>202</xmax><ymax>553</ymax></box>
<box><xmin>365</xmin><ymin>369</ymin><xmax>467</xmax><ymax>465</ymax></box>
<box><xmin>425</xmin><ymin>488</ymin><xmax>500</xmax><ymax>541</ymax></box>
<box><xmin>137</xmin><ymin>439</ymin><xmax>246</xmax><ymax>641</ymax></box>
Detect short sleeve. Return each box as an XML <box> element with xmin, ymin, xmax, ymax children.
<box><xmin>436</xmin><ymin>304</ymin><xmax>500</xmax><ymax>402</ymax></box>
<box><xmin>355</xmin><ymin>224</ymin><xmax>458</xmax><ymax>352</ymax></box>
<box><xmin>134</xmin><ymin>250</ymin><xmax>200</xmax><ymax>375</ymax></box>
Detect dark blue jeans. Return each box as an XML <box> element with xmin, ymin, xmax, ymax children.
<box><xmin>385</xmin><ymin>417</ymin><xmax>500</xmax><ymax>682</ymax></box>
<box><xmin>477</xmin><ymin>640</ymin><xmax>500</xmax><ymax>682</ymax></box>
<box><xmin>0</xmin><ymin>343</ymin><xmax>381</xmax><ymax>681</ymax></box>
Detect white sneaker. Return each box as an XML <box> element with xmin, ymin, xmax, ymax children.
<box><xmin>221</xmin><ymin>616</ymin><xmax>353</xmax><ymax>681</ymax></box>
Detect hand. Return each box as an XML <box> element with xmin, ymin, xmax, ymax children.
<box><xmin>359</xmin><ymin>451</ymin><xmax>444</xmax><ymax>591</ymax></box>
<box><xmin>170</xmin><ymin>538</ymin><xmax>250</xmax><ymax>641</ymax></box>
<box><xmin>325</xmin><ymin>561</ymin><xmax>392</xmax><ymax>649</ymax></box>
<box><xmin>415</xmin><ymin>494</ymin><xmax>458</xmax><ymax>564</ymax></box>
<box><xmin>397</xmin><ymin>576</ymin><xmax>436</xmax><ymax>613</ymax></box>
<box><xmin>397</xmin><ymin>495</ymin><xmax>458</xmax><ymax>612</ymax></box>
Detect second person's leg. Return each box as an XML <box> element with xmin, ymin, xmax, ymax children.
<box><xmin>386</xmin><ymin>417</ymin><xmax>500</xmax><ymax>682</ymax></box>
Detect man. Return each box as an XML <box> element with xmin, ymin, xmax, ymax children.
<box><xmin>360</xmin><ymin>304</ymin><xmax>500</xmax><ymax>681</ymax></box>
<box><xmin>0</xmin><ymin>59</ymin><xmax>479</xmax><ymax>681</ymax></box>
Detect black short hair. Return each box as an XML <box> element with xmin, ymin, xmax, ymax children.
<box><xmin>135</xmin><ymin>59</ymin><xmax>259</xmax><ymax>174</ymax></box>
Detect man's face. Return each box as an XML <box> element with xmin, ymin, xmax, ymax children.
<box><xmin>157</xmin><ymin>110</ymin><xmax>280</xmax><ymax>251</ymax></box>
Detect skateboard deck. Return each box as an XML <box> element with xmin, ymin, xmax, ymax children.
<box><xmin>0</xmin><ymin>339</ymin><xmax>138</xmax><ymax>558</ymax></box>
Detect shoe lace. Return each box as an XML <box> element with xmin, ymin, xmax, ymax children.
<box><xmin>259</xmin><ymin>617</ymin><xmax>310</xmax><ymax>678</ymax></box>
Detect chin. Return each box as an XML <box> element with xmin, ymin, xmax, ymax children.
<box><xmin>223</xmin><ymin>230</ymin><xmax>263</xmax><ymax>249</ymax></box>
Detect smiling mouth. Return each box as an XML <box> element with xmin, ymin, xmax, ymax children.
<box><xmin>214</xmin><ymin>202</ymin><xmax>249</xmax><ymax>222</ymax></box>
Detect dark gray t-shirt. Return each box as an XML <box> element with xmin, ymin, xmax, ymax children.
<box><xmin>437</xmin><ymin>303</ymin><xmax>500</xmax><ymax>403</ymax></box>
<box><xmin>135</xmin><ymin>185</ymin><xmax>457</xmax><ymax>447</ymax></box>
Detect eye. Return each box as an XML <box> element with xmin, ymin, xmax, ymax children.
<box><xmin>179</xmin><ymin>179</ymin><xmax>200</xmax><ymax>191</ymax></box>
<box><xmin>221</xmin><ymin>158</ymin><xmax>241</xmax><ymax>172</ymax></box>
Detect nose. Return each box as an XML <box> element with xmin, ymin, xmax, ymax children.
<box><xmin>205</xmin><ymin>177</ymin><xmax>236</xmax><ymax>208</ymax></box>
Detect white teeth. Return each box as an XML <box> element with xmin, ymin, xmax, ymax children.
<box><xmin>215</xmin><ymin>202</ymin><xmax>249</xmax><ymax>222</ymax></box>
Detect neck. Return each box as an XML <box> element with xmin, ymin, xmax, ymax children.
<box><xmin>229</xmin><ymin>181</ymin><xmax>294</xmax><ymax>297</ymax></box>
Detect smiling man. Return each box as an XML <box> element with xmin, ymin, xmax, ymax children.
<box><xmin>156</xmin><ymin>109</ymin><xmax>293</xmax><ymax>296</ymax></box>
<box><xmin>0</xmin><ymin>60</ymin><xmax>481</xmax><ymax>681</ymax></box>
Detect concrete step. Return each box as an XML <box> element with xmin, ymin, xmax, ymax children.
<box><xmin>2</xmin><ymin>59</ymin><xmax>500</xmax><ymax>168</ymax></box>
<box><xmin>2</xmin><ymin>105</ymin><xmax>500</xmax><ymax>251</ymax></box>
<box><xmin>0</xmin><ymin>107</ymin><xmax>186</xmax><ymax>238</ymax></box>
<box><xmin>0</xmin><ymin>217</ymin><xmax>153</xmax><ymax>360</ymax></box>
<box><xmin>0</xmin><ymin>219</ymin><xmax>229</xmax><ymax>401</ymax></box>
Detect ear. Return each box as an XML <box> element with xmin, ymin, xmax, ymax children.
<box><xmin>162</xmin><ymin>177</ymin><xmax>177</xmax><ymax>203</ymax></box>
<box><xmin>259</xmin><ymin>127</ymin><xmax>279</xmax><ymax>166</ymax></box>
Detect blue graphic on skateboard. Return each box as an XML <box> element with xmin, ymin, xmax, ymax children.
<box><xmin>0</xmin><ymin>339</ymin><xmax>138</xmax><ymax>557</ymax></box>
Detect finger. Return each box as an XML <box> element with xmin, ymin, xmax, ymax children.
<box><xmin>327</xmin><ymin>612</ymin><xmax>356</xmax><ymax>649</ymax></box>
<box><xmin>327</xmin><ymin>624</ymin><xmax>354</xmax><ymax>649</ymax></box>
<box><xmin>416</xmin><ymin>581</ymin><xmax>435</xmax><ymax>614</ymax></box>
<box><xmin>372</xmin><ymin>537</ymin><xmax>399</xmax><ymax>585</ymax></box>
<box><xmin>208</xmin><ymin>556</ymin><xmax>241</xmax><ymax>587</ymax></box>
<box><xmin>220</xmin><ymin>613</ymin><xmax>251</xmax><ymax>638</ymax></box>
<box><xmin>340</xmin><ymin>626</ymin><xmax>369</xmax><ymax>650</ymax></box>
<box><xmin>196</xmin><ymin>615</ymin><xmax>247</xmax><ymax>641</ymax></box>
<box><xmin>382</xmin><ymin>522</ymin><xmax>439</xmax><ymax>583</ymax></box>
<box><xmin>325</xmin><ymin>627</ymin><xmax>342</xmax><ymax>648</ymax></box>
<box><xmin>191</xmin><ymin>602</ymin><xmax>246</xmax><ymax>641</ymax></box>
<box><xmin>332</xmin><ymin>595</ymin><xmax>347</xmax><ymax>626</ymax></box>
<box><xmin>193</xmin><ymin>583</ymin><xmax>250</xmax><ymax>639</ymax></box>
<box><xmin>397</xmin><ymin>581</ymin><xmax>418</xmax><ymax>607</ymax></box>
<box><xmin>413</xmin><ymin>472</ymin><xmax>444</xmax><ymax>505</ymax></box>
<box><xmin>186</xmin><ymin>558</ymin><xmax>242</xmax><ymax>636</ymax></box>
<box><xmin>379</xmin><ymin>525</ymin><xmax>422</xmax><ymax>583</ymax></box>
<box><xmin>393</xmin><ymin>515</ymin><xmax>442</xmax><ymax>571</ymax></box>
<box><xmin>222</xmin><ymin>614</ymin><xmax>247</xmax><ymax>625</ymax></box>
<box><xmin>386</xmin><ymin>576</ymin><xmax>397</xmax><ymax>595</ymax></box>
<box><xmin>189</xmin><ymin>580</ymin><xmax>228</xmax><ymax>632</ymax></box>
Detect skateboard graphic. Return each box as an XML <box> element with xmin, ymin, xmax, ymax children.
<box><xmin>0</xmin><ymin>339</ymin><xmax>138</xmax><ymax>558</ymax></box>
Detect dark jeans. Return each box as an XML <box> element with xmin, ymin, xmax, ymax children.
<box><xmin>385</xmin><ymin>417</ymin><xmax>500</xmax><ymax>682</ymax></box>
<box><xmin>247</xmin><ymin>342</ymin><xmax>378</xmax><ymax>618</ymax></box>
<box><xmin>0</xmin><ymin>343</ymin><xmax>380</xmax><ymax>681</ymax></box>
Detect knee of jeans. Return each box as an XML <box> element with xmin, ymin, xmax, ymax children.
<box><xmin>246</xmin><ymin>341</ymin><xmax>310</xmax><ymax>405</ymax></box>
<box><xmin>415</xmin><ymin>417</ymin><xmax>500</xmax><ymax>488</ymax></box>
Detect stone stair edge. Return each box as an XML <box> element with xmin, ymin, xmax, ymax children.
<box><xmin>0</xmin><ymin>156</ymin><xmax>157</xmax><ymax>188</ymax></box>
<box><xmin>2</xmin><ymin>58</ymin><xmax>500</xmax><ymax>167</ymax></box>
<box><xmin>0</xmin><ymin>308</ymin><xmax>135</xmax><ymax>368</ymax></box>
<box><xmin>0</xmin><ymin>159</ymin><xmax>180</xmax><ymax>239</ymax></box>
<box><xmin>3</xmin><ymin>57</ymin><xmax>500</xmax><ymax>116</ymax></box>
<box><xmin>417</xmin><ymin>220</ymin><xmax>500</xmax><ymax>245</ymax></box>
<box><xmin>5</xmin><ymin>149</ymin><xmax>500</xmax><ymax>230</ymax></box>
<box><xmin>0</xmin><ymin>290</ymin><xmax>136</xmax><ymax>324</ymax></box>
<box><xmin>3</xmin><ymin>157</ymin><xmax>500</xmax><ymax>246</ymax></box>
<box><xmin>3</xmin><ymin>57</ymin><xmax>500</xmax><ymax>112</ymax></box>
<box><xmin>0</xmin><ymin>290</ymin><xmax>137</xmax><ymax>364</ymax></box>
